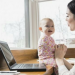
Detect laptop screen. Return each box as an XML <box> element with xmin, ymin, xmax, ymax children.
<box><xmin>0</xmin><ymin>41</ymin><xmax>16</xmax><ymax>67</ymax></box>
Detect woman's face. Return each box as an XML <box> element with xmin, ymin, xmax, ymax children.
<box><xmin>66</xmin><ymin>7</ymin><xmax>75</xmax><ymax>31</ymax></box>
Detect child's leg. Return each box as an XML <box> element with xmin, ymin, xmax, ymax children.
<box><xmin>43</xmin><ymin>64</ymin><xmax>54</xmax><ymax>75</ymax></box>
<box><xmin>43</xmin><ymin>68</ymin><xmax>52</xmax><ymax>75</ymax></box>
<box><xmin>43</xmin><ymin>67</ymin><xmax>58</xmax><ymax>75</ymax></box>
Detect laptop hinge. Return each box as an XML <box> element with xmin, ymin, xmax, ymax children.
<box><xmin>10</xmin><ymin>63</ymin><xmax>17</xmax><ymax>68</ymax></box>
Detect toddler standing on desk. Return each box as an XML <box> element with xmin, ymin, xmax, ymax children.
<box><xmin>38</xmin><ymin>18</ymin><xmax>58</xmax><ymax>75</ymax></box>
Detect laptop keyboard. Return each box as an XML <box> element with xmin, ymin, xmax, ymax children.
<box><xmin>13</xmin><ymin>64</ymin><xmax>33</xmax><ymax>69</ymax></box>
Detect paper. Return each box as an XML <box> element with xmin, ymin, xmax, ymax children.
<box><xmin>66</xmin><ymin>58</ymin><xmax>75</xmax><ymax>64</ymax></box>
<box><xmin>0</xmin><ymin>71</ymin><xmax>20</xmax><ymax>75</ymax></box>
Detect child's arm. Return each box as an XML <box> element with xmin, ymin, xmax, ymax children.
<box><xmin>64</xmin><ymin>58</ymin><xmax>73</xmax><ymax>70</ymax></box>
<box><xmin>38</xmin><ymin>36</ymin><xmax>49</xmax><ymax>57</ymax></box>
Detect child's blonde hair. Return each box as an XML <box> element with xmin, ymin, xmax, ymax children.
<box><xmin>39</xmin><ymin>18</ymin><xmax>53</xmax><ymax>27</ymax></box>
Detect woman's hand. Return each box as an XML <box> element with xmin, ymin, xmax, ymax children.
<box><xmin>55</xmin><ymin>44</ymin><xmax>67</xmax><ymax>59</ymax></box>
<box><xmin>54</xmin><ymin>44</ymin><xmax>67</xmax><ymax>66</ymax></box>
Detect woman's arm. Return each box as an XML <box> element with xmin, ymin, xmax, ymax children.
<box><xmin>64</xmin><ymin>59</ymin><xmax>73</xmax><ymax>70</ymax></box>
<box><xmin>55</xmin><ymin>44</ymin><xmax>66</xmax><ymax>67</ymax></box>
<box><xmin>55</xmin><ymin>44</ymin><xmax>75</xmax><ymax>75</ymax></box>
<box><xmin>55</xmin><ymin>58</ymin><xmax>64</xmax><ymax>67</ymax></box>
<box><xmin>55</xmin><ymin>44</ymin><xmax>73</xmax><ymax>70</ymax></box>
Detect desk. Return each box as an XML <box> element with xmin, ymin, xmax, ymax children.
<box><xmin>0</xmin><ymin>48</ymin><xmax>75</xmax><ymax>75</ymax></box>
<box><xmin>0</xmin><ymin>59</ymin><xmax>53</xmax><ymax>75</ymax></box>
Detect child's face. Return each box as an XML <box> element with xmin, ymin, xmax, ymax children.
<box><xmin>40</xmin><ymin>20</ymin><xmax>55</xmax><ymax>36</ymax></box>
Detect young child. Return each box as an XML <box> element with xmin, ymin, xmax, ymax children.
<box><xmin>38</xmin><ymin>18</ymin><xmax>58</xmax><ymax>75</ymax></box>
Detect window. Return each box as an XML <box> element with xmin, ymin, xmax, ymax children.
<box><xmin>0</xmin><ymin>0</ymin><xmax>30</xmax><ymax>48</ymax></box>
<box><xmin>38</xmin><ymin>0</ymin><xmax>75</xmax><ymax>48</ymax></box>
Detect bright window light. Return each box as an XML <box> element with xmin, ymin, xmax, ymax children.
<box><xmin>0</xmin><ymin>0</ymin><xmax>30</xmax><ymax>48</ymax></box>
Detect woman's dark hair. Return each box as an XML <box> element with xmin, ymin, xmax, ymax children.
<box><xmin>68</xmin><ymin>0</ymin><xmax>75</xmax><ymax>15</ymax></box>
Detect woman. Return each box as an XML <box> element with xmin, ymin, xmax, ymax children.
<box><xmin>44</xmin><ymin>0</ymin><xmax>75</xmax><ymax>75</ymax></box>
<box><xmin>55</xmin><ymin>0</ymin><xmax>75</xmax><ymax>75</ymax></box>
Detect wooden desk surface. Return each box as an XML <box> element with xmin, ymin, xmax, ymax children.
<box><xmin>0</xmin><ymin>48</ymin><xmax>75</xmax><ymax>75</ymax></box>
<box><xmin>0</xmin><ymin>59</ymin><xmax>53</xmax><ymax>75</ymax></box>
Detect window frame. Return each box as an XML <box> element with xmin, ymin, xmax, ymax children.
<box><xmin>29</xmin><ymin>0</ymin><xmax>40</xmax><ymax>49</ymax></box>
<box><xmin>32</xmin><ymin>0</ymin><xmax>75</xmax><ymax>48</ymax></box>
<box><xmin>10</xmin><ymin>0</ymin><xmax>31</xmax><ymax>49</ymax></box>
<box><xmin>25</xmin><ymin>0</ymin><xmax>30</xmax><ymax>48</ymax></box>
<box><xmin>9</xmin><ymin>0</ymin><xmax>75</xmax><ymax>49</ymax></box>
<box><xmin>9</xmin><ymin>0</ymin><xmax>39</xmax><ymax>49</ymax></box>
<box><xmin>0</xmin><ymin>0</ymin><xmax>31</xmax><ymax>49</ymax></box>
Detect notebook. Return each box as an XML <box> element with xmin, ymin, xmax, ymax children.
<box><xmin>0</xmin><ymin>41</ymin><xmax>46</xmax><ymax>72</ymax></box>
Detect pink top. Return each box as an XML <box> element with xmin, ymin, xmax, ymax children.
<box><xmin>38</xmin><ymin>34</ymin><xmax>55</xmax><ymax>60</ymax></box>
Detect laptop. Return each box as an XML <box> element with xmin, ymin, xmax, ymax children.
<box><xmin>0</xmin><ymin>41</ymin><xmax>46</xmax><ymax>72</ymax></box>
